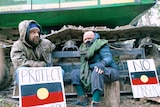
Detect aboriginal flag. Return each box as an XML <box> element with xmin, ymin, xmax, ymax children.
<box><xmin>21</xmin><ymin>82</ymin><xmax>64</xmax><ymax>107</ymax></box>
<box><xmin>130</xmin><ymin>71</ymin><xmax>158</xmax><ymax>85</ymax></box>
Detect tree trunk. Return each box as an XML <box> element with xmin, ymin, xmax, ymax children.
<box><xmin>104</xmin><ymin>81</ymin><xmax>120</xmax><ymax>107</ymax></box>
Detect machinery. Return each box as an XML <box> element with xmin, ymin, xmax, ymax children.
<box><xmin>0</xmin><ymin>0</ymin><xmax>159</xmax><ymax>91</ymax></box>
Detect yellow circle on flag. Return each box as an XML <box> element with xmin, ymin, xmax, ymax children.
<box><xmin>140</xmin><ymin>75</ymin><xmax>149</xmax><ymax>83</ymax></box>
<box><xmin>37</xmin><ymin>88</ymin><xmax>49</xmax><ymax>100</ymax></box>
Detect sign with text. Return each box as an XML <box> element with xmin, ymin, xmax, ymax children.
<box><xmin>18</xmin><ymin>67</ymin><xmax>66</xmax><ymax>107</ymax></box>
<box><xmin>127</xmin><ymin>59</ymin><xmax>160</xmax><ymax>98</ymax></box>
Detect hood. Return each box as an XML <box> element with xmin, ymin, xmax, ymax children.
<box><xmin>94</xmin><ymin>33</ymin><xmax>100</xmax><ymax>40</ymax></box>
<box><xmin>18</xmin><ymin>20</ymin><xmax>41</xmax><ymax>47</ymax></box>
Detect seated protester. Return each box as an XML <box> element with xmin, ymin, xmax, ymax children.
<box><xmin>71</xmin><ymin>31</ymin><xmax>119</xmax><ymax>107</ymax></box>
<box><xmin>10</xmin><ymin>20</ymin><xmax>64</xmax><ymax>85</ymax></box>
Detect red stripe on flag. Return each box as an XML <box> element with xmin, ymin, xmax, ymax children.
<box><xmin>22</xmin><ymin>91</ymin><xmax>64</xmax><ymax>107</ymax></box>
<box><xmin>132</xmin><ymin>77</ymin><xmax>158</xmax><ymax>85</ymax></box>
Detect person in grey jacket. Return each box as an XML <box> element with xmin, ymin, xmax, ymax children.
<box><xmin>71</xmin><ymin>31</ymin><xmax>119</xmax><ymax>107</ymax></box>
<box><xmin>10</xmin><ymin>20</ymin><xmax>56</xmax><ymax>84</ymax></box>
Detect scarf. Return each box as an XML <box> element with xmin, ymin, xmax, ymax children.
<box><xmin>79</xmin><ymin>39</ymin><xmax>108</xmax><ymax>90</ymax></box>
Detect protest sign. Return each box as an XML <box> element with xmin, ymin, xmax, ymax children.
<box><xmin>127</xmin><ymin>59</ymin><xmax>160</xmax><ymax>98</ymax></box>
<box><xmin>18</xmin><ymin>66</ymin><xmax>66</xmax><ymax>107</ymax></box>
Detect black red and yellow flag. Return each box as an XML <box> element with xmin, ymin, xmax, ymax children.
<box><xmin>21</xmin><ymin>82</ymin><xmax>64</xmax><ymax>107</ymax></box>
<box><xmin>130</xmin><ymin>71</ymin><xmax>158</xmax><ymax>85</ymax></box>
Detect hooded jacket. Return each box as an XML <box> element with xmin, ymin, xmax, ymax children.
<box><xmin>10</xmin><ymin>20</ymin><xmax>55</xmax><ymax>69</ymax></box>
<box><xmin>79</xmin><ymin>34</ymin><xmax>118</xmax><ymax>89</ymax></box>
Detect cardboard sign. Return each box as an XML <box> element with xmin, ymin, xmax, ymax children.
<box><xmin>18</xmin><ymin>66</ymin><xmax>66</xmax><ymax>107</ymax></box>
<box><xmin>127</xmin><ymin>59</ymin><xmax>160</xmax><ymax>98</ymax></box>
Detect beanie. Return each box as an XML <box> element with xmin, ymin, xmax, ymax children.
<box><xmin>25</xmin><ymin>22</ymin><xmax>41</xmax><ymax>45</ymax></box>
<box><xmin>28</xmin><ymin>23</ymin><xmax>40</xmax><ymax>31</ymax></box>
<box><xmin>83</xmin><ymin>31</ymin><xmax>95</xmax><ymax>41</ymax></box>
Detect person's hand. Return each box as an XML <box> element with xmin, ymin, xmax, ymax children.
<box><xmin>94</xmin><ymin>66</ymin><xmax>104</xmax><ymax>74</ymax></box>
<box><xmin>90</xmin><ymin>60</ymin><xmax>106</xmax><ymax>69</ymax></box>
<box><xmin>40</xmin><ymin>39</ymin><xmax>55</xmax><ymax>53</ymax></box>
<box><xmin>93</xmin><ymin>60</ymin><xmax>106</xmax><ymax>74</ymax></box>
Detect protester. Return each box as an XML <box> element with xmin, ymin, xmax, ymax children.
<box><xmin>71</xmin><ymin>31</ymin><xmax>119</xmax><ymax>107</ymax></box>
<box><xmin>10</xmin><ymin>20</ymin><xmax>61</xmax><ymax>84</ymax></box>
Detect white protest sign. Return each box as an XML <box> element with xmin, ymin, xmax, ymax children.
<box><xmin>18</xmin><ymin>66</ymin><xmax>66</xmax><ymax>107</ymax></box>
<box><xmin>127</xmin><ymin>59</ymin><xmax>160</xmax><ymax>98</ymax></box>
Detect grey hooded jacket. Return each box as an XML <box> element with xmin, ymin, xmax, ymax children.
<box><xmin>10</xmin><ymin>20</ymin><xmax>55</xmax><ymax>69</ymax></box>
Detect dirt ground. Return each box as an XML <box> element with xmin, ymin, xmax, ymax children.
<box><xmin>66</xmin><ymin>96</ymin><xmax>160</xmax><ymax>107</ymax></box>
<box><xmin>0</xmin><ymin>96</ymin><xmax>160</xmax><ymax>107</ymax></box>
<box><xmin>0</xmin><ymin>98</ymin><xmax>160</xmax><ymax>107</ymax></box>
<box><xmin>119</xmin><ymin>96</ymin><xmax>160</xmax><ymax>107</ymax></box>
<box><xmin>0</xmin><ymin>87</ymin><xmax>160</xmax><ymax>107</ymax></box>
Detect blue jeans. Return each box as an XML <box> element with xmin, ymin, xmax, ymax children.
<box><xmin>71</xmin><ymin>67</ymin><xmax>119</xmax><ymax>94</ymax></box>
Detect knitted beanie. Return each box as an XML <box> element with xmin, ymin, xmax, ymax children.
<box><xmin>25</xmin><ymin>22</ymin><xmax>41</xmax><ymax>45</ymax></box>
<box><xmin>28</xmin><ymin>23</ymin><xmax>40</xmax><ymax>31</ymax></box>
<box><xmin>83</xmin><ymin>31</ymin><xmax>95</xmax><ymax>42</ymax></box>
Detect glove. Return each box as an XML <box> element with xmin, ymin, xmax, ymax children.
<box><xmin>94</xmin><ymin>66</ymin><xmax>104</xmax><ymax>74</ymax></box>
<box><xmin>90</xmin><ymin>60</ymin><xmax>107</xmax><ymax>74</ymax></box>
<box><xmin>96</xmin><ymin>61</ymin><xmax>105</xmax><ymax>74</ymax></box>
<box><xmin>89</xmin><ymin>60</ymin><xmax>106</xmax><ymax>69</ymax></box>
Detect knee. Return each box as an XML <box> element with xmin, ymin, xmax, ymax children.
<box><xmin>71</xmin><ymin>69</ymin><xmax>80</xmax><ymax>81</ymax></box>
<box><xmin>110</xmin><ymin>68</ymin><xmax>119</xmax><ymax>81</ymax></box>
<box><xmin>71</xmin><ymin>69</ymin><xmax>82</xmax><ymax>85</ymax></box>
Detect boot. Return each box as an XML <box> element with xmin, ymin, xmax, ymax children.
<box><xmin>90</xmin><ymin>101</ymin><xmax>99</xmax><ymax>107</ymax></box>
<box><xmin>74</xmin><ymin>95</ymin><xmax>88</xmax><ymax>106</ymax></box>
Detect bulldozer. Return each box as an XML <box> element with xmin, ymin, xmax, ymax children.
<box><xmin>0</xmin><ymin>0</ymin><xmax>160</xmax><ymax>104</ymax></box>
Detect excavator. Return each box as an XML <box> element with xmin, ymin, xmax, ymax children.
<box><xmin>0</xmin><ymin>0</ymin><xmax>159</xmax><ymax>95</ymax></box>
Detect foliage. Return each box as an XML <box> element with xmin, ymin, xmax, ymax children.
<box><xmin>137</xmin><ymin>1</ymin><xmax>160</xmax><ymax>26</ymax></box>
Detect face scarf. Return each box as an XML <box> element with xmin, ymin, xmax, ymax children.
<box><xmin>84</xmin><ymin>39</ymin><xmax>94</xmax><ymax>47</ymax></box>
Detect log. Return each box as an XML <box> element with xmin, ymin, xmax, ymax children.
<box><xmin>104</xmin><ymin>81</ymin><xmax>120</xmax><ymax>107</ymax></box>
